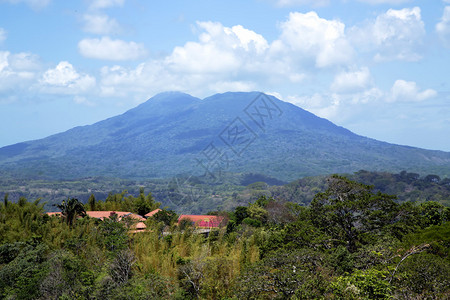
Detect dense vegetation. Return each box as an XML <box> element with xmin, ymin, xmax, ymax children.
<box><xmin>271</xmin><ymin>170</ymin><xmax>450</xmax><ymax>207</ymax></box>
<box><xmin>1</xmin><ymin>175</ymin><xmax>448</xmax><ymax>299</ymax></box>
<box><xmin>1</xmin><ymin>170</ymin><xmax>449</xmax><ymax>214</ymax></box>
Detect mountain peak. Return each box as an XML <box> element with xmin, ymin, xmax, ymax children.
<box><xmin>1</xmin><ymin>91</ymin><xmax>449</xmax><ymax>180</ymax></box>
<box><xmin>125</xmin><ymin>91</ymin><xmax>201</xmax><ymax>117</ymax></box>
<box><xmin>151</xmin><ymin>91</ymin><xmax>197</xmax><ymax>101</ymax></box>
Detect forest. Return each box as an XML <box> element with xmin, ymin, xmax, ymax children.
<box><xmin>1</xmin><ymin>170</ymin><xmax>449</xmax><ymax>214</ymax></box>
<box><xmin>0</xmin><ymin>175</ymin><xmax>449</xmax><ymax>299</ymax></box>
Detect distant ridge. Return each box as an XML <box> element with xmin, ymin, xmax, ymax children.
<box><xmin>1</xmin><ymin>91</ymin><xmax>449</xmax><ymax>180</ymax></box>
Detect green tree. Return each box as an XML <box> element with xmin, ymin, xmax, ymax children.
<box><xmin>0</xmin><ymin>239</ymin><xmax>49</xmax><ymax>300</ymax></box>
<box><xmin>248</xmin><ymin>203</ymin><xmax>268</xmax><ymax>224</ymax></box>
<box><xmin>392</xmin><ymin>252</ymin><xmax>450</xmax><ymax>299</ymax></box>
<box><xmin>55</xmin><ymin>198</ymin><xmax>86</xmax><ymax>226</ymax></box>
<box><xmin>419</xmin><ymin>201</ymin><xmax>445</xmax><ymax>227</ymax></box>
<box><xmin>132</xmin><ymin>187</ymin><xmax>159</xmax><ymax>216</ymax></box>
<box><xmin>3</xmin><ymin>193</ymin><xmax>8</xmax><ymax>208</ymax></box>
<box><xmin>236</xmin><ymin>249</ymin><xmax>331</xmax><ymax>299</ymax></box>
<box><xmin>0</xmin><ymin>197</ymin><xmax>46</xmax><ymax>244</ymax></box>
<box><xmin>331</xmin><ymin>268</ymin><xmax>392</xmax><ymax>299</ymax></box>
<box><xmin>311</xmin><ymin>175</ymin><xmax>398</xmax><ymax>252</ymax></box>
<box><xmin>99</xmin><ymin>214</ymin><xmax>129</xmax><ymax>252</ymax></box>
<box><xmin>153</xmin><ymin>209</ymin><xmax>178</xmax><ymax>226</ymax></box>
<box><xmin>40</xmin><ymin>250</ymin><xmax>90</xmax><ymax>299</ymax></box>
<box><xmin>234</xmin><ymin>206</ymin><xmax>249</xmax><ymax>225</ymax></box>
<box><xmin>88</xmin><ymin>193</ymin><xmax>96</xmax><ymax>211</ymax></box>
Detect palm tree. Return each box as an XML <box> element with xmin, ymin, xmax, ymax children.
<box><xmin>56</xmin><ymin>198</ymin><xmax>86</xmax><ymax>226</ymax></box>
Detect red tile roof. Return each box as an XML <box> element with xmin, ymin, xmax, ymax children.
<box><xmin>178</xmin><ymin>215</ymin><xmax>224</xmax><ymax>228</ymax></box>
<box><xmin>85</xmin><ymin>211</ymin><xmax>146</xmax><ymax>221</ymax></box>
<box><xmin>46</xmin><ymin>212</ymin><xmax>62</xmax><ymax>217</ymax></box>
<box><xmin>46</xmin><ymin>211</ymin><xmax>147</xmax><ymax>231</ymax></box>
<box><xmin>145</xmin><ymin>208</ymin><xmax>162</xmax><ymax>217</ymax></box>
<box><xmin>46</xmin><ymin>211</ymin><xmax>145</xmax><ymax>221</ymax></box>
<box><xmin>135</xmin><ymin>222</ymin><xmax>147</xmax><ymax>229</ymax></box>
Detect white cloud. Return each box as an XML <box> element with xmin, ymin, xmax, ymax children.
<box><xmin>1</xmin><ymin>0</ymin><xmax>51</xmax><ymax>9</ymax></box>
<box><xmin>281</xmin><ymin>79</ymin><xmax>436</xmax><ymax>129</ymax></box>
<box><xmin>287</xmin><ymin>93</ymin><xmax>329</xmax><ymax>109</ymax></box>
<box><xmin>286</xmin><ymin>93</ymin><xmax>342</xmax><ymax>120</ymax></box>
<box><xmin>42</xmin><ymin>62</ymin><xmax>80</xmax><ymax>86</ymax></box>
<box><xmin>331</xmin><ymin>67</ymin><xmax>372</xmax><ymax>93</ymax></box>
<box><xmin>82</xmin><ymin>14</ymin><xmax>122</xmax><ymax>35</ymax></box>
<box><xmin>0</xmin><ymin>51</ymin><xmax>39</xmax><ymax>93</ymax></box>
<box><xmin>99</xmin><ymin>62</ymin><xmax>165</xmax><ymax>99</ymax></box>
<box><xmin>208</xmin><ymin>81</ymin><xmax>256</xmax><ymax>93</ymax></box>
<box><xmin>436</xmin><ymin>6</ymin><xmax>450</xmax><ymax>48</ymax></box>
<box><xmin>355</xmin><ymin>87</ymin><xmax>384</xmax><ymax>104</ymax></box>
<box><xmin>285</xmin><ymin>84</ymin><xmax>384</xmax><ymax>122</ymax></box>
<box><xmin>88</xmin><ymin>0</ymin><xmax>124</xmax><ymax>10</ymax></box>
<box><xmin>9</xmin><ymin>52</ymin><xmax>40</xmax><ymax>71</ymax></box>
<box><xmin>0</xmin><ymin>28</ymin><xmax>6</xmax><ymax>43</ymax></box>
<box><xmin>265</xmin><ymin>91</ymin><xmax>283</xmax><ymax>99</ymax></box>
<box><xmin>356</xmin><ymin>0</ymin><xmax>410</xmax><ymax>4</ymax></box>
<box><xmin>96</xmin><ymin>20</ymin><xmax>312</xmax><ymax>99</ymax></box>
<box><xmin>73</xmin><ymin>95</ymin><xmax>95</xmax><ymax>106</ymax></box>
<box><xmin>40</xmin><ymin>61</ymin><xmax>95</xmax><ymax>94</ymax></box>
<box><xmin>274</xmin><ymin>0</ymin><xmax>329</xmax><ymax>7</ymax></box>
<box><xmin>78</xmin><ymin>37</ymin><xmax>147</xmax><ymax>60</ymax></box>
<box><xmin>167</xmin><ymin>41</ymin><xmax>239</xmax><ymax>74</ymax></box>
<box><xmin>0</xmin><ymin>52</ymin><xmax>10</xmax><ymax>74</ymax></box>
<box><xmin>226</xmin><ymin>24</ymin><xmax>269</xmax><ymax>54</ymax></box>
<box><xmin>95</xmin><ymin>15</ymin><xmax>357</xmax><ymax>100</ymax></box>
<box><xmin>0</xmin><ymin>52</ymin><xmax>41</xmax><ymax>74</ymax></box>
<box><xmin>388</xmin><ymin>80</ymin><xmax>437</xmax><ymax>102</ymax></box>
<box><xmin>350</xmin><ymin>7</ymin><xmax>425</xmax><ymax>61</ymax></box>
<box><xmin>273</xmin><ymin>0</ymin><xmax>410</xmax><ymax>6</ymax></box>
<box><xmin>165</xmin><ymin>21</ymin><xmax>269</xmax><ymax>74</ymax></box>
<box><xmin>92</xmin><ymin>14</ymin><xmax>433</xmax><ymax>111</ymax></box>
<box><xmin>273</xmin><ymin>12</ymin><xmax>354</xmax><ymax>68</ymax></box>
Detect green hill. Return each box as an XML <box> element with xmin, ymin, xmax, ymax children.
<box><xmin>1</xmin><ymin>91</ymin><xmax>449</xmax><ymax>180</ymax></box>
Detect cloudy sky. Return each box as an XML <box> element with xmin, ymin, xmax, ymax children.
<box><xmin>0</xmin><ymin>0</ymin><xmax>449</xmax><ymax>151</ymax></box>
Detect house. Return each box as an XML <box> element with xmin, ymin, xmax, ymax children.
<box><xmin>178</xmin><ymin>215</ymin><xmax>225</xmax><ymax>229</ymax></box>
<box><xmin>144</xmin><ymin>208</ymin><xmax>162</xmax><ymax>218</ymax></box>
<box><xmin>85</xmin><ymin>211</ymin><xmax>145</xmax><ymax>222</ymax></box>
<box><xmin>46</xmin><ymin>212</ymin><xmax>62</xmax><ymax>217</ymax></box>
<box><xmin>85</xmin><ymin>211</ymin><xmax>147</xmax><ymax>232</ymax></box>
<box><xmin>46</xmin><ymin>211</ymin><xmax>147</xmax><ymax>232</ymax></box>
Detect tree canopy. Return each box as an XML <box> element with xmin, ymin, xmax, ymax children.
<box><xmin>0</xmin><ymin>176</ymin><xmax>448</xmax><ymax>299</ymax></box>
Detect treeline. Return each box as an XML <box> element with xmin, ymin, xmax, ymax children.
<box><xmin>1</xmin><ymin>170</ymin><xmax>449</xmax><ymax>214</ymax></box>
<box><xmin>269</xmin><ymin>170</ymin><xmax>450</xmax><ymax>207</ymax></box>
<box><xmin>0</xmin><ymin>175</ymin><xmax>449</xmax><ymax>299</ymax></box>
<box><xmin>84</xmin><ymin>187</ymin><xmax>160</xmax><ymax>215</ymax></box>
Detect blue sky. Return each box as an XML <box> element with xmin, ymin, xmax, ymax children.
<box><xmin>0</xmin><ymin>0</ymin><xmax>449</xmax><ymax>151</ymax></box>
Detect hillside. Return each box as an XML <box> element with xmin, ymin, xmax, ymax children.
<box><xmin>1</xmin><ymin>91</ymin><xmax>450</xmax><ymax>181</ymax></box>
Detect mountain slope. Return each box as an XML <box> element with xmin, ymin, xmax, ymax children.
<box><xmin>1</xmin><ymin>91</ymin><xmax>449</xmax><ymax>180</ymax></box>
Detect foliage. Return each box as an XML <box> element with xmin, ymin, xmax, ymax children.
<box><xmin>55</xmin><ymin>197</ymin><xmax>86</xmax><ymax>226</ymax></box>
<box><xmin>0</xmin><ymin>176</ymin><xmax>449</xmax><ymax>299</ymax></box>
<box><xmin>235</xmin><ymin>249</ymin><xmax>331</xmax><ymax>299</ymax></box>
<box><xmin>393</xmin><ymin>253</ymin><xmax>450</xmax><ymax>299</ymax></box>
<box><xmin>98</xmin><ymin>214</ymin><xmax>129</xmax><ymax>252</ymax></box>
<box><xmin>1</xmin><ymin>170</ymin><xmax>449</xmax><ymax>215</ymax></box>
<box><xmin>132</xmin><ymin>187</ymin><xmax>159</xmax><ymax>216</ymax></box>
<box><xmin>85</xmin><ymin>188</ymin><xmax>161</xmax><ymax>217</ymax></box>
<box><xmin>418</xmin><ymin>201</ymin><xmax>446</xmax><ymax>227</ymax></box>
<box><xmin>310</xmin><ymin>175</ymin><xmax>398</xmax><ymax>252</ymax></box>
<box><xmin>331</xmin><ymin>268</ymin><xmax>392</xmax><ymax>299</ymax></box>
<box><xmin>0</xmin><ymin>239</ymin><xmax>49</xmax><ymax>299</ymax></box>
<box><xmin>153</xmin><ymin>208</ymin><xmax>178</xmax><ymax>226</ymax></box>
